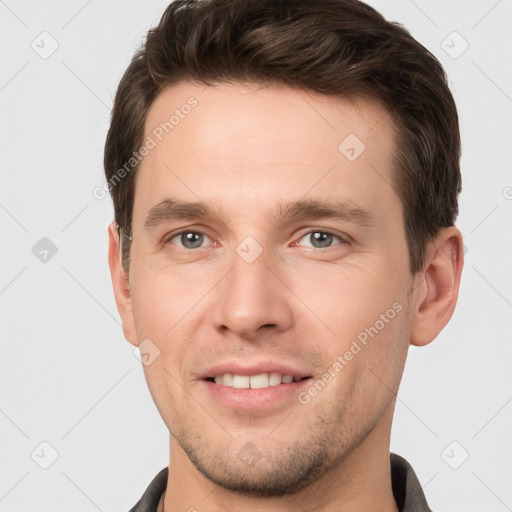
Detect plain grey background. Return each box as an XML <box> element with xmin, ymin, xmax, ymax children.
<box><xmin>1</xmin><ymin>0</ymin><xmax>511</xmax><ymax>510</ymax></box>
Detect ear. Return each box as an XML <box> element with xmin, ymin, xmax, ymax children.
<box><xmin>410</xmin><ymin>226</ymin><xmax>464</xmax><ymax>347</ymax></box>
<box><xmin>107</xmin><ymin>221</ymin><xmax>138</xmax><ymax>346</ymax></box>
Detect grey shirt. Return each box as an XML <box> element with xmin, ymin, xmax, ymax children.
<box><xmin>129</xmin><ymin>452</ymin><xmax>432</xmax><ymax>512</ymax></box>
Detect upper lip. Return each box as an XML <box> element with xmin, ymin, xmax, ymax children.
<box><xmin>197</xmin><ymin>361</ymin><xmax>312</xmax><ymax>380</ymax></box>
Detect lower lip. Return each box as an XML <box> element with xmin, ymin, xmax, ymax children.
<box><xmin>201</xmin><ymin>379</ymin><xmax>312</xmax><ymax>410</ymax></box>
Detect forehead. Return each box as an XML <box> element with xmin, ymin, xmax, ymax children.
<box><xmin>135</xmin><ymin>80</ymin><xmax>399</xmax><ymax>222</ymax></box>
<box><xmin>144</xmin><ymin>80</ymin><xmax>395</xmax><ymax>154</ymax></box>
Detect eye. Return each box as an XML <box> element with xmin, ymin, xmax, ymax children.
<box><xmin>296</xmin><ymin>230</ymin><xmax>347</xmax><ymax>249</ymax></box>
<box><xmin>166</xmin><ymin>230</ymin><xmax>211</xmax><ymax>249</ymax></box>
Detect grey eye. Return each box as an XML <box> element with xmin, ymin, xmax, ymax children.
<box><xmin>298</xmin><ymin>231</ymin><xmax>341</xmax><ymax>249</ymax></box>
<box><xmin>172</xmin><ymin>231</ymin><xmax>208</xmax><ymax>249</ymax></box>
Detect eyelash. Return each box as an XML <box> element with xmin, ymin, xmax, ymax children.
<box><xmin>161</xmin><ymin>228</ymin><xmax>350</xmax><ymax>251</ymax></box>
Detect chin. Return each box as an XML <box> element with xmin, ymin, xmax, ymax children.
<box><xmin>180</xmin><ymin>437</ymin><xmax>332</xmax><ymax>496</ymax></box>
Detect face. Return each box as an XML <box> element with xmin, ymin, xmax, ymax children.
<box><xmin>119</xmin><ymin>81</ymin><xmax>419</xmax><ymax>495</ymax></box>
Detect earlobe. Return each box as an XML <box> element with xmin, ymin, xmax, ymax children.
<box><xmin>107</xmin><ymin>221</ymin><xmax>138</xmax><ymax>346</ymax></box>
<box><xmin>410</xmin><ymin>227</ymin><xmax>464</xmax><ymax>347</ymax></box>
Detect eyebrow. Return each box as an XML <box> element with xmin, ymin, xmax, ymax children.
<box><xmin>143</xmin><ymin>197</ymin><xmax>375</xmax><ymax>229</ymax></box>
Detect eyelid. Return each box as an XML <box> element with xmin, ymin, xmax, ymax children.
<box><xmin>293</xmin><ymin>228</ymin><xmax>351</xmax><ymax>248</ymax></box>
<box><xmin>162</xmin><ymin>228</ymin><xmax>215</xmax><ymax>248</ymax></box>
<box><xmin>162</xmin><ymin>226</ymin><xmax>350</xmax><ymax>251</ymax></box>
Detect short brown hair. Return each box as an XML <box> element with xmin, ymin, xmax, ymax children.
<box><xmin>104</xmin><ymin>0</ymin><xmax>461</xmax><ymax>275</ymax></box>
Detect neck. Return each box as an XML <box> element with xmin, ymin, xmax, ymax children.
<box><xmin>162</xmin><ymin>404</ymin><xmax>399</xmax><ymax>512</ymax></box>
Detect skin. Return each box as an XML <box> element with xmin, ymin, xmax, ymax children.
<box><xmin>108</xmin><ymin>81</ymin><xmax>464</xmax><ymax>512</ymax></box>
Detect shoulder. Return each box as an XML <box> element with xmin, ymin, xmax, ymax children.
<box><xmin>128</xmin><ymin>467</ymin><xmax>168</xmax><ymax>512</ymax></box>
<box><xmin>390</xmin><ymin>453</ymin><xmax>433</xmax><ymax>512</ymax></box>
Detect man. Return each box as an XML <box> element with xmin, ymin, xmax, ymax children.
<box><xmin>104</xmin><ymin>0</ymin><xmax>464</xmax><ymax>510</ymax></box>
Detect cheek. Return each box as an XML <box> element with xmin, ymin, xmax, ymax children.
<box><xmin>130</xmin><ymin>253</ymin><xmax>197</xmax><ymax>337</ymax></box>
<box><xmin>313</xmin><ymin>299</ymin><xmax>408</xmax><ymax>426</ymax></box>
<box><xmin>131</xmin><ymin>274</ymin><xmax>193</xmax><ymax>421</ymax></box>
<box><xmin>289</xmin><ymin>259</ymin><xmax>409</xmax><ymax>390</ymax></box>
<box><xmin>289</xmin><ymin>258</ymin><xmax>405</xmax><ymax>340</ymax></box>
<box><xmin>129</xmin><ymin>260</ymin><xmax>211</xmax><ymax>383</ymax></box>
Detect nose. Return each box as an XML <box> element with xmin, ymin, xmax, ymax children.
<box><xmin>212</xmin><ymin>244</ymin><xmax>294</xmax><ymax>340</ymax></box>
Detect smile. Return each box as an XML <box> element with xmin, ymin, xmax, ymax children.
<box><xmin>206</xmin><ymin>372</ymin><xmax>311</xmax><ymax>389</ymax></box>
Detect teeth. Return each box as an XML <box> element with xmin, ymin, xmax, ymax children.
<box><xmin>269</xmin><ymin>372</ymin><xmax>282</xmax><ymax>386</ymax></box>
<box><xmin>212</xmin><ymin>372</ymin><xmax>297</xmax><ymax>388</ymax></box>
<box><xmin>250</xmin><ymin>373</ymin><xmax>269</xmax><ymax>389</ymax></box>
<box><xmin>232</xmin><ymin>375</ymin><xmax>250</xmax><ymax>389</ymax></box>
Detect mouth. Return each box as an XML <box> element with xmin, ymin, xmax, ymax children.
<box><xmin>198</xmin><ymin>362</ymin><xmax>314</xmax><ymax>409</ymax></box>
<box><xmin>204</xmin><ymin>372</ymin><xmax>312</xmax><ymax>389</ymax></box>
